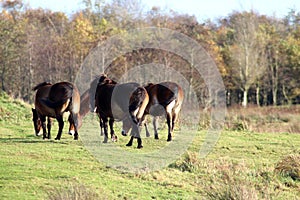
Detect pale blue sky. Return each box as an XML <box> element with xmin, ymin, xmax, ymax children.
<box><xmin>23</xmin><ymin>0</ymin><xmax>300</xmax><ymax>21</ymax></box>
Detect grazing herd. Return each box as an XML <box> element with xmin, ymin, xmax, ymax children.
<box><xmin>32</xmin><ymin>74</ymin><xmax>184</xmax><ymax>149</ymax></box>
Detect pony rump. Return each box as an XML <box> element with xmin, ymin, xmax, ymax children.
<box><xmin>147</xmin><ymin>83</ymin><xmax>179</xmax><ymax>107</ymax></box>
<box><xmin>41</xmin><ymin>82</ymin><xmax>74</xmax><ymax>109</ymax></box>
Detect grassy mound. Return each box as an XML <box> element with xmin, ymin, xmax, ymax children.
<box><xmin>0</xmin><ymin>92</ymin><xmax>32</xmax><ymax>123</ymax></box>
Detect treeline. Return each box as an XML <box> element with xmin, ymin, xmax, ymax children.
<box><xmin>0</xmin><ymin>0</ymin><xmax>300</xmax><ymax>107</ymax></box>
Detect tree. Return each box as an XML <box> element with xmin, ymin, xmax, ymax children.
<box><xmin>0</xmin><ymin>0</ymin><xmax>26</xmax><ymax>98</ymax></box>
<box><xmin>263</xmin><ymin>18</ymin><xmax>286</xmax><ymax>105</ymax></box>
<box><xmin>228</xmin><ymin>11</ymin><xmax>267</xmax><ymax>107</ymax></box>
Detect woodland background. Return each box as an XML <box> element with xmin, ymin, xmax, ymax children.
<box><xmin>1</xmin><ymin>0</ymin><xmax>300</xmax><ymax>107</ymax></box>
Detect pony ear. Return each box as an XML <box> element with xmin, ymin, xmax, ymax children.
<box><xmin>99</xmin><ymin>73</ymin><xmax>107</xmax><ymax>78</ymax></box>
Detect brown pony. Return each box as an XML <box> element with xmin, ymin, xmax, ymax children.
<box><xmin>143</xmin><ymin>82</ymin><xmax>184</xmax><ymax>141</ymax></box>
<box><xmin>32</xmin><ymin>82</ymin><xmax>80</xmax><ymax>140</ymax></box>
<box><xmin>91</xmin><ymin>75</ymin><xmax>149</xmax><ymax>148</ymax></box>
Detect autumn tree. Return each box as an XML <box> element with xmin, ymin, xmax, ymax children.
<box><xmin>262</xmin><ymin>18</ymin><xmax>286</xmax><ymax>105</ymax></box>
<box><xmin>227</xmin><ymin>11</ymin><xmax>268</xmax><ymax>107</ymax></box>
<box><xmin>280</xmin><ymin>10</ymin><xmax>300</xmax><ymax>104</ymax></box>
<box><xmin>0</xmin><ymin>0</ymin><xmax>27</xmax><ymax>98</ymax></box>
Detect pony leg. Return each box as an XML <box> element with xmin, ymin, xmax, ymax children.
<box><xmin>126</xmin><ymin>136</ymin><xmax>134</xmax><ymax>147</ymax></box>
<box><xmin>137</xmin><ymin>137</ymin><xmax>143</xmax><ymax>149</ymax></box>
<box><xmin>102</xmin><ymin>118</ymin><xmax>109</xmax><ymax>143</ymax></box>
<box><xmin>171</xmin><ymin>111</ymin><xmax>179</xmax><ymax>132</ymax></box>
<box><xmin>144</xmin><ymin>123</ymin><xmax>150</xmax><ymax>137</ymax></box>
<box><xmin>153</xmin><ymin>116</ymin><xmax>159</xmax><ymax>139</ymax></box>
<box><xmin>40</xmin><ymin>116</ymin><xmax>47</xmax><ymax>139</ymax></box>
<box><xmin>68</xmin><ymin>115</ymin><xmax>75</xmax><ymax>136</ymax></box>
<box><xmin>55</xmin><ymin>115</ymin><xmax>64</xmax><ymax>140</ymax></box>
<box><xmin>132</xmin><ymin>122</ymin><xmax>143</xmax><ymax>149</ymax></box>
<box><xmin>136</xmin><ymin>125</ymin><xmax>143</xmax><ymax>149</ymax></box>
<box><xmin>141</xmin><ymin>115</ymin><xmax>150</xmax><ymax>137</ymax></box>
<box><xmin>47</xmin><ymin>117</ymin><xmax>52</xmax><ymax>139</ymax></box>
<box><xmin>97</xmin><ymin>113</ymin><xmax>104</xmax><ymax>136</ymax></box>
<box><xmin>166</xmin><ymin>112</ymin><xmax>172</xmax><ymax>142</ymax></box>
<box><xmin>109</xmin><ymin>118</ymin><xmax>117</xmax><ymax>142</ymax></box>
<box><xmin>126</xmin><ymin>127</ymin><xmax>143</xmax><ymax>148</ymax></box>
<box><xmin>100</xmin><ymin>118</ymin><xmax>104</xmax><ymax>136</ymax></box>
<box><xmin>72</xmin><ymin>113</ymin><xmax>79</xmax><ymax>140</ymax></box>
<box><xmin>172</xmin><ymin>105</ymin><xmax>181</xmax><ymax>132</ymax></box>
<box><xmin>68</xmin><ymin>113</ymin><xmax>79</xmax><ymax>140</ymax></box>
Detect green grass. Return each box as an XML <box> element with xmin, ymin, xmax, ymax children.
<box><xmin>1</xmin><ymin>92</ymin><xmax>300</xmax><ymax>199</ymax></box>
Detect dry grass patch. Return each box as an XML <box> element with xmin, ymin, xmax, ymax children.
<box><xmin>274</xmin><ymin>154</ymin><xmax>300</xmax><ymax>181</ymax></box>
<box><xmin>225</xmin><ymin>105</ymin><xmax>300</xmax><ymax>133</ymax></box>
<box><xmin>47</xmin><ymin>183</ymin><xmax>106</xmax><ymax>200</ymax></box>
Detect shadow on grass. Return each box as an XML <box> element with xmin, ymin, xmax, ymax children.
<box><xmin>0</xmin><ymin>137</ymin><xmax>70</xmax><ymax>145</ymax></box>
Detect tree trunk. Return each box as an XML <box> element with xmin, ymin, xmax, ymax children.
<box><xmin>1</xmin><ymin>63</ymin><xmax>8</xmax><ymax>92</ymax></box>
<box><xmin>282</xmin><ymin>84</ymin><xmax>292</xmax><ymax>105</ymax></box>
<box><xmin>242</xmin><ymin>89</ymin><xmax>248</xmax><ymax>107</ymax></box>
<box><xmin>256</xmin><ymin>85</ymin><xmax>260</xmax><ymax>106</ymax></box>
<box><xmin>272</xmin><ymin>85</ymin><xmax>277</xmax><ymax>106</ymax></box>
<box><xmin>272</xmin><ymin>63</ymin><xmax>278</xmax><ymax>106</ymax></box>
<box><xmin>270</xmin><ymin>59</ymin><xmax>278</xmax><ymax>106</ymax></box>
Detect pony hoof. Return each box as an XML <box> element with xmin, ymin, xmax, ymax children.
<box><xmin>103</xmin><ymin>140</ymin><xmax>108</xmax><ymax>143</ymax></box>
<box><xmin>137</xmin><ymin>145</ymin><xmax>143</xmax><ymax>149</ymax></box>
<box><xmin>167</xmin><ymin>138</ymin><xmax>172</xmax><ymax>142</ymax></box>
<box><xmin>155</xmin><ymin>136</ymin><xmax>159</xmax><ymax>140</ymax></box>
<box><xmin>69</xmin><ymin>130</ymin><xmax>75</xmax><ymax>136</ymax></box>
<box><xmin>55</xmin><ymin>137</ymin><xmax>60</xmax><ymax>140</ymax></box>
<box><xmin>121</xmin><ymin>131</ymin><xmax>127</xmax><ymax>136</ymax></box>
<box><xmin>126</xmin><ymin>143</ymin><xmax>132</xmax><ymax>147</ymax></box>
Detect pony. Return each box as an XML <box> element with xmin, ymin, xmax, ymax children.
<box><xmin>142</xmin><ymin>82</ymin><xmax>184</xmax><ymax>141</ymax></box>
<box><xmin>32</xmin><ymin>81</ymin><xmax>80</xmax><ymax>140</ymax></box>
<box><xmin>91</xmin><ymin>74</ymin><xmax>149</xmax><ymax>148</ymax></box>
<box><xmin>89</xmin><ymin>76</ymin><xmax>117</xmax><ymax>137</ymax></box>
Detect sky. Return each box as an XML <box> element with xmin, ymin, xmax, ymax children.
<box><xmin>22</xmin><ymin>0</ymin><xmax>300</xmax><ymax>21</ymax></box>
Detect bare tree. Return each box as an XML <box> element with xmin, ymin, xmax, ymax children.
<box><xmin>229</xmin><ymin>11</ymin><xmax>267</xmax><ymax>107</ymax></box>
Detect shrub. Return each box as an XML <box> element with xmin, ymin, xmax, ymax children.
<box><xmin>288</xmin><ymin>119</ymin><xmax>300</xmax><ymax>133</ymax></box>
<box><xmin>205</xmin><ymin>183</ymin><xmax>259</xmax><ymax>200</ymax></box>
<box><xmin>274</xmin><ymin>154</ymin><xmax>300</xmax><ymax>181</ymax></box>
<box><xmin>47</xmin><ymin>183</ymin><xmax>105</xmax><ymax>200</ymax></box>
<box><xmin>169</xmin><ymin>151</ymin><xmax>200</xmax><ymax>172</ymax></box>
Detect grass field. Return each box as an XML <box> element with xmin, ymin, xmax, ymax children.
<box><xmin>0</xmin><ymin>92</ymin><xmax>300</xmax><ymax>199</ymax></box>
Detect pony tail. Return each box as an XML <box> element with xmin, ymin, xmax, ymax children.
<box><xmin>129</xmin><ymin>87</ymin><xmax>147</xmax><ymax>124</ymax></box>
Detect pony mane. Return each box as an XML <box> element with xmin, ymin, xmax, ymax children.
<box><xmin>32</xmin><ymin>82</ymin><xmax>52</xmax><ymax>91</ymax></box>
